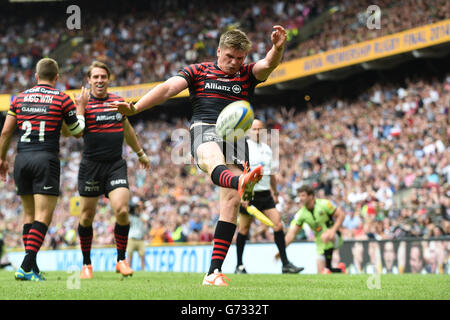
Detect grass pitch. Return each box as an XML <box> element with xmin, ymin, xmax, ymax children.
<box><xmin>0</xmin><ymin>271</ymin><xmax>448</xmax><ymax>300</ymax></box>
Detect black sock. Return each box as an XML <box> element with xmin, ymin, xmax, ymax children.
<box><xmin>0</xmin><ymin>240</ymin><xmax>9</xmax><ymax>269</ymax></box>
<box><xmin>325</xmin><ymin>249</ymin><xmax>342</xmax><ymax>273</ymax></box>
<box><xmin>236</xmin><ymin>232</ymin><xmax>247</xmax><ymax>266</ymax></box>
<box><xmin>78</xmin><ymin>224</ymin><xmax>93</xmax><ymax>265</ymax></box>
<box><xmin>208</xmin><ymin>221</ymin><xmax>236</xmax><ymax>275</ymax></box>
<box><xmin>274</xmin><ymin>230</ymin><xmax>289</xmax><ymax>265</ymax></box>
<box><xmin>211</xmin><ymin>165</ymin><xmax>239</xmax><ymax>189</ymax></box>
<box><xmin>21</xmin><ymin>221</ymin><xmax>47</xmax><ymax>273</ymax></box>
<box><xmin>22</xmin><ymin>223</ymin><xmax>40</xmax><ymax>273</ymax></box>
<box><xmin>114</xmin><ymin>223</ymin><xmax>130</xmax><ymax>261</ymax></box>
<box><xmin>22</xmin><ymin>223</ymin><xmax>32</xmax><ymax>248</ymax></box>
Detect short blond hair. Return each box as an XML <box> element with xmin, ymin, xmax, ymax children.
<box><xmin>87</xmin><ymin>61</ymin><xmax>111</xmax><ymax>79</ymax></box>
<box><xmin>219</xmin><ymin>29</ymin><xmax>252</xmax><ymax>52</ymax></box>
<box><xmin>36</xmin><ymin>58</ymin><xmax>59</xmax><ymax>81</ymax></box>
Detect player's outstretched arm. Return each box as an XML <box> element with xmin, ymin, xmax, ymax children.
<box><xmin>0</xmin><ymin>115</ymin><xmax>17</xmax><ymax>181</ymax></box>
<box><xmin>252</xmin><ymin>25</ymin><xmax>287</xmax><ymax>82</ymax></box>
<box><xmin>123</xmin><ymin>118</ymin><xmax>150</xmax><ymax>170</ymax></box>
<box><xmin>331</xmin><ymin>207</ymin><xmax>345</xmax><ymax>234</ymax></box>
<box><xmin>285</xmin><ymin>224</ymin><xmax>302</xmax><ymax>248</ymax></box>
<box><xmin>112</xmin><ymin>76</ymin><xmax>188</xmax><ymax>116</ymax></box>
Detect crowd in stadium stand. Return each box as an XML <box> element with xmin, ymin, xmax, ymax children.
<box><xmin>1</xmin><ymin>73</ymin><xmax>448</xmax><ymax>250</ymax></box>
<box><xmin>0</xmin><ymin>0</ymin><xmax>449</xmax><ymax>251</ymax></box>
<box><xmin>284</xmin><ymin>0</ymin><xmax>450</xmax><ymax>60</ymax></box>
<box><xmin>1</xmin><ymin>0</ymin><xmax>449</xmax><ymax>94</ymax></box>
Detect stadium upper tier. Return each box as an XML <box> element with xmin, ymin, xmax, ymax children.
<box><xmin>0</xmin><ymin>0</ymin><xmax>449</xmax><ymax>104</ymax></box>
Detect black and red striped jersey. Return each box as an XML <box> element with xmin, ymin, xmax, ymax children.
<box><xmin>8</xmin><ymin>84</ymin><xmax>79</xmax><ymax>154</ymax></box>
<box><xmin>177</xmin><ymin>61</ymin><xmax>262</xmax><ymax>123</ymax></box>
<box><xmin>82</xmin><ymin>93</ymin><xmax>126</xmax><ymax>161</ymax></box>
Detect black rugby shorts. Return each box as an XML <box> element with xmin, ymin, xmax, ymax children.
<box><xmin>78</xmin><ymin>158</ymin><xmax>128</xmax><ymax>197</ymax></box>
<box><xmin>189</xmin><ymin>123</ymin><xmax>249</xmax><ymax>171</ymax></box>
<box><xmin>14</xmin><ymin>151</ymin><xmax>60</xmax><ymax>196</ymax></box>
<box><xmin>239</xmin><ymin>190</ymin><xmax>276</xmax><ymax>215</ymax></box>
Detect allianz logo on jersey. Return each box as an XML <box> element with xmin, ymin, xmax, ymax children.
<box><xmin>204</xmin><ymin>81</ymin><xmax>241</xmax><ymax>94</ymax></box>
<box><xmin>96</xmin><ymin>113</ymin><xmax>122</xmax><ymax>122</ymax></box>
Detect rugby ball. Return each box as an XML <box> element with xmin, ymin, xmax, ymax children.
<box><xmin>215</xmin><ymin>100</ymin><xmax>254</xmax><ymax>141</ymax></box>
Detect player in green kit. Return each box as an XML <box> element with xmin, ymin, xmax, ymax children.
<box><xmin>278</xmin><ymin>185</ymin><xmax>346</xmax><ymax>274</ymax></box>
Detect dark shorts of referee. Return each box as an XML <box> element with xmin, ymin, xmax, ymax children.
<box><xmin>190</xmin><ymin>122</ymin><xmax>249</xmax><ymax>172</ymax></box>
<box><xmin>78</xmin><ymin>157</ymin><xmax>129</xmax><ymax>198</ymax></box>
<box><xmin>239</xmin><ymin>190</ymin><xmax>276</xmax><ymax>215</ymax></box>
<box><xmin>14</xmin><ymin>151</ymin><xmax>60</xmax><ymax>196</ymax></box>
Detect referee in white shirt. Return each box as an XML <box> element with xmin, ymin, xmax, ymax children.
<box><xmin>235</xmin><ymin>119</ymin><xmax>304</xmax><ymax>274</ymax></box>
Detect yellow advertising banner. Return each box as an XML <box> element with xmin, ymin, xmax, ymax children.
<box><xmin>260</xmin><ymin>19</ymin><xmax>450</xmax><ymax>86</ymax></box>
<box><xmin>1</xmin><ymin>19</ymin><xmax>449</xmax><ymax>111</ymax></box>
<box><xmin>0</xmin><ymin>94</ymin><xmax>12</xmax><ymax>111</ymax></box>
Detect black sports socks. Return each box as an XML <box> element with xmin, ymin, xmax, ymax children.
<box><xmin>78</xmin><ymin>224</ymin><xmax>93</xmax><ymax>265</ymax></box>
<box><xmin>211</xmin><ymin>165</ymin><xmax>239</xmax><ymax>189</ymax></box>
<box><xmin>208</xmin><ymin>221</ymin><xmax>236</xmax><ymax>275</ymax></box>
<box><xmin>114</xmin><ymin>223</ymin><xmax>130</xmax><ymax>261</ymax></box>
<box><xmin>21</xmin><ymin>221</ymin><xmax>47</xmax><ymax>272</ymax></box>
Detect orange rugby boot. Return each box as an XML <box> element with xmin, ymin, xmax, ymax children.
<box><xmin>238</xmin><ymin>163</ymin><xmax>263</xmax><ymax>200</ymax></box>
<box><xmin>115</xmin><ymin>260</ymin><xmax>134</xmax><ymax>277</ymax></box>
<box><xmin>338</xmin><ymin>262</ymin><xmax>346</xmax><ymax>274</ymax></box>
<box><xmin>80</xmin><ymin>264</ymin><xmax>93</xmax><ymax>279</ymax></box>
<box><xmin>202</xmin><ymin>269</ymin><xmax>230</xmax><ymax>287</ymax></box>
